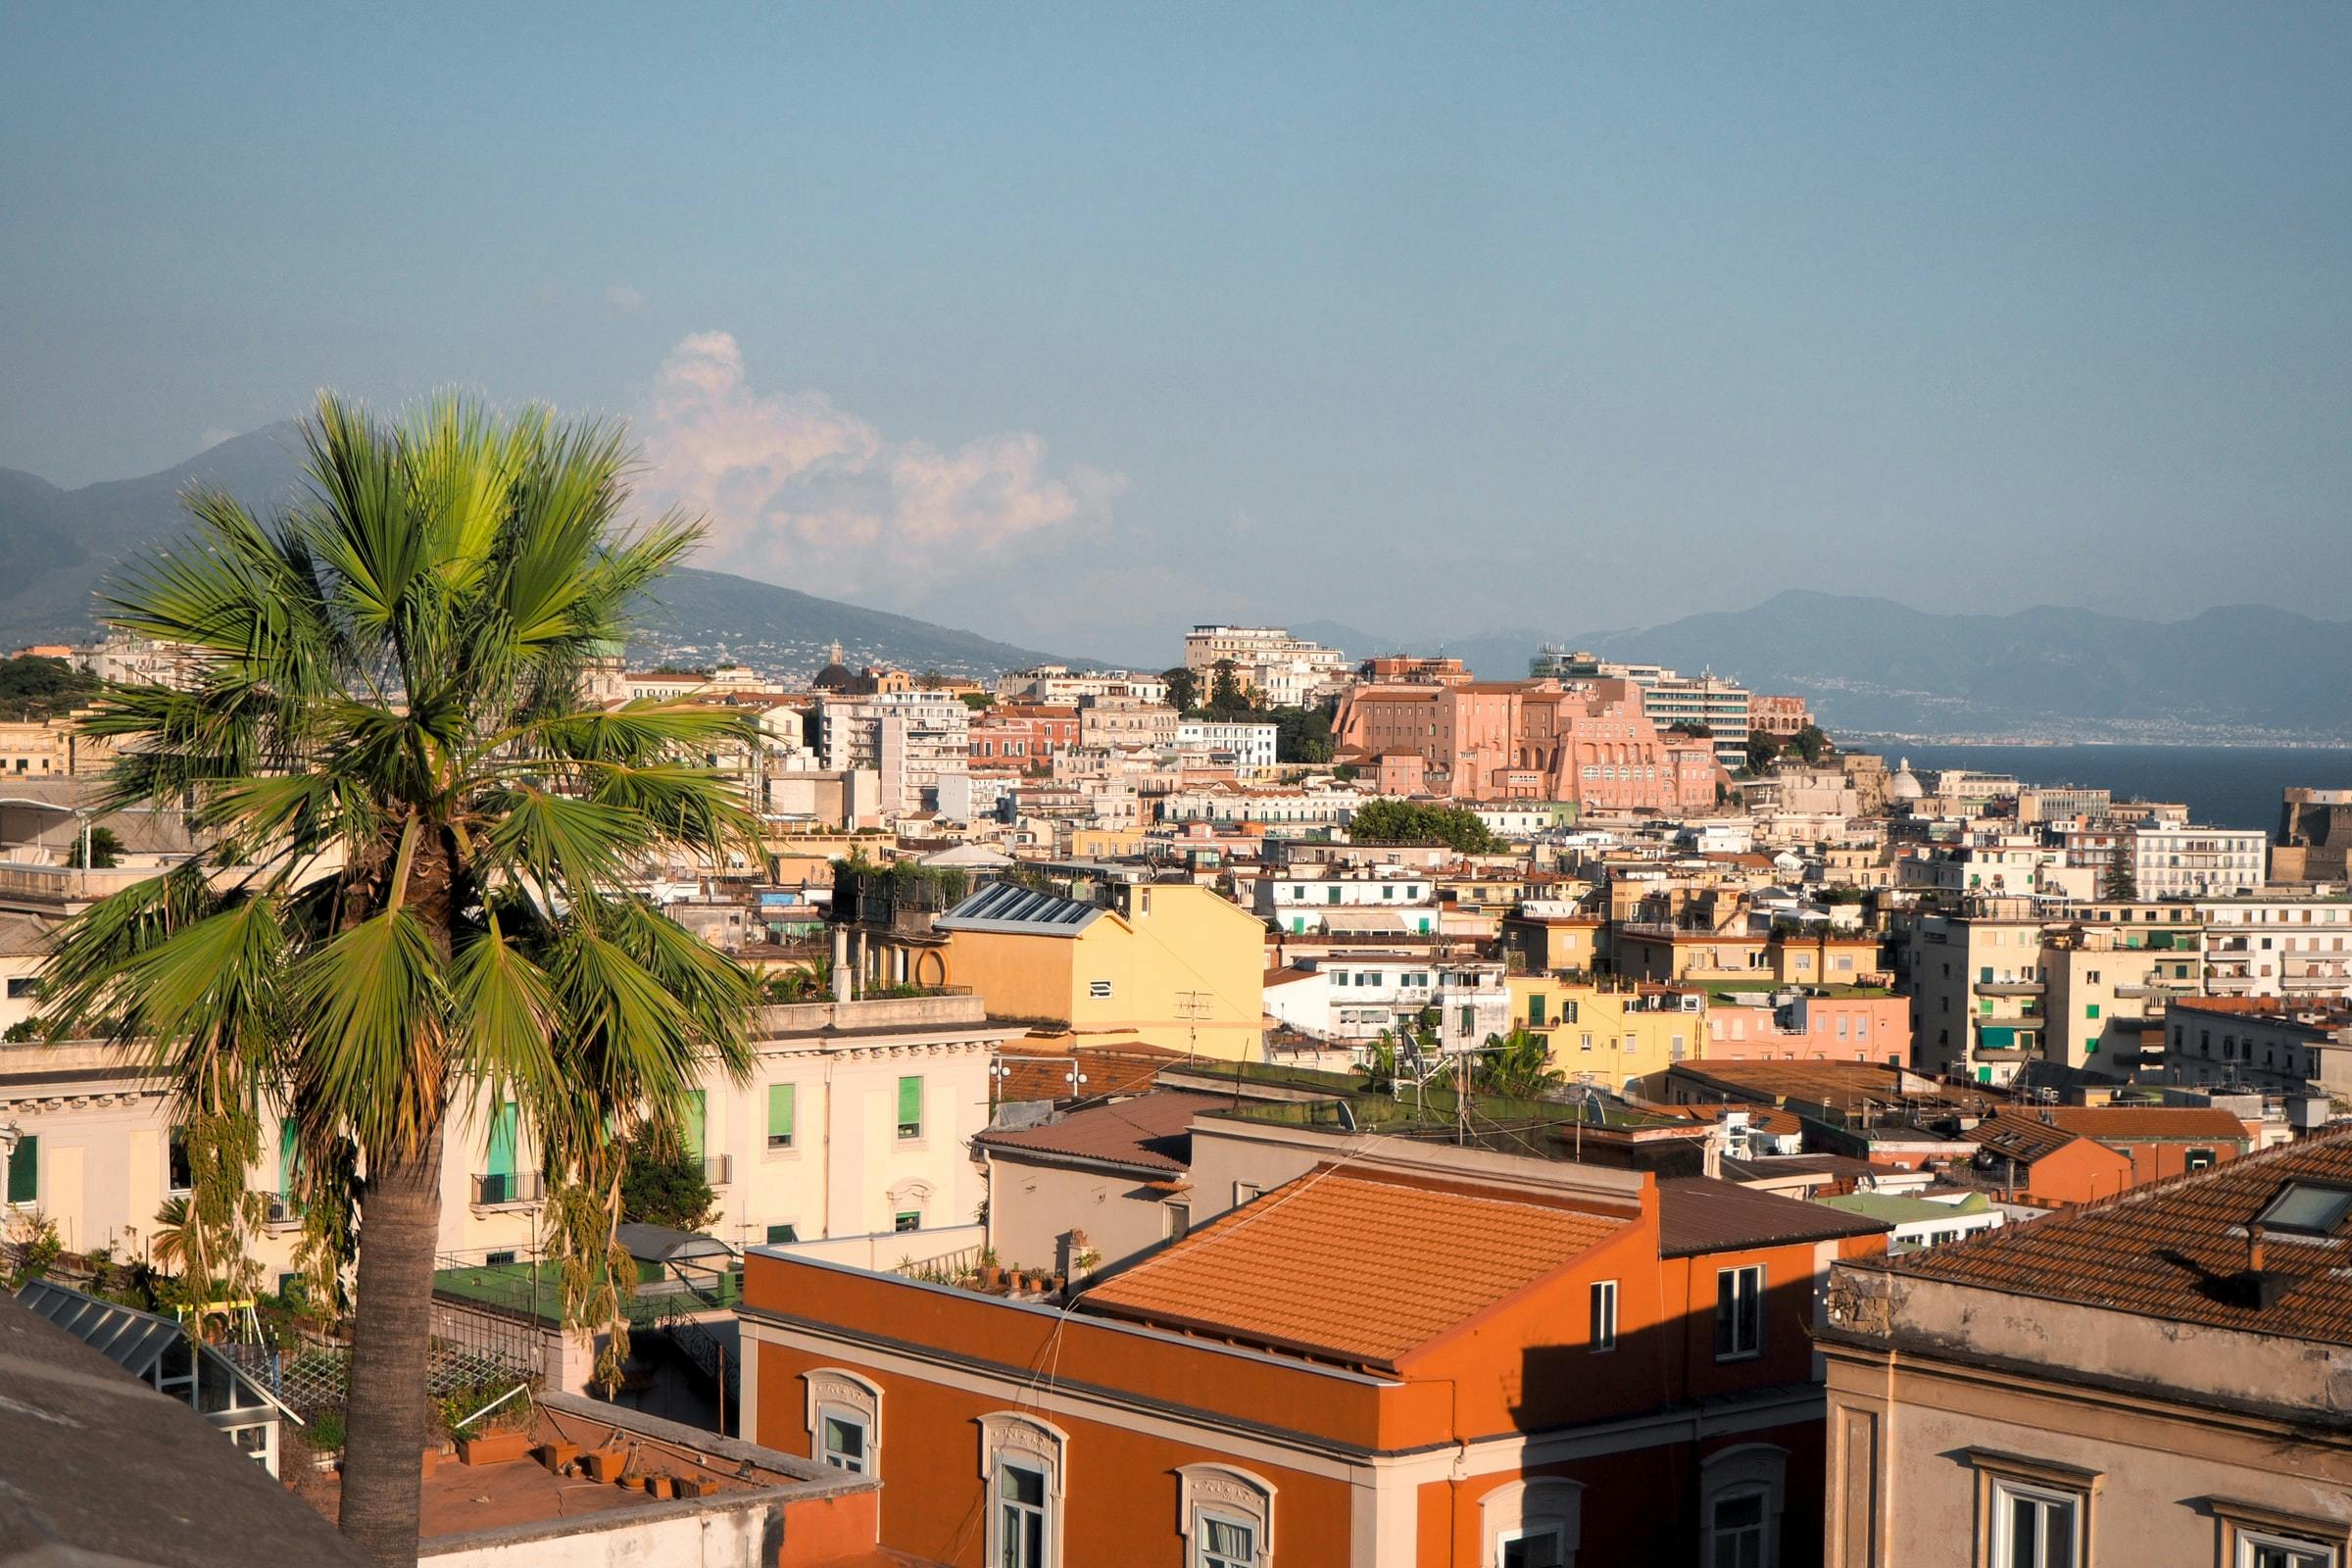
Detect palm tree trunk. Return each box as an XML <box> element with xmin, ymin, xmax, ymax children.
<box><xmin>339</xmin><ymin>1133</ymin><xmax>445</xmax><ymax>1568</ymax></box>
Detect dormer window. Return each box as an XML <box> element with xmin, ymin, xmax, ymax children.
<box><xmin>2256</xmin><ymin>1183</ymin><xmax>2352</xmax><ymax>1237</ymax></box>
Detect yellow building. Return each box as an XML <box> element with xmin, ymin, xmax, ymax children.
<box><xmin>938</xmin><ymin>880</ymin><xmax>1265</xmax><ymax>1059</ymax></box>
<box><xmin>1508</xmin><ymin>975</ymin><xmax>1706</xmax><ymax>1094</ymax></box>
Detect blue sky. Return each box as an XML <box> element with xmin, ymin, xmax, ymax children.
<box><xmin>3</xmin><ymin>3</ymin><xmax>2347</xmax><ymax>662</ymax></box>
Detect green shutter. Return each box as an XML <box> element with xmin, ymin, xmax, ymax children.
<box><xmin>1528</xmin><ymin>995</ymin><xmax>1546</xmax><ymax>1027</ymax></box>
<box><xmin>897</xmin><ymin>1075</ymin><xmax>923</xmax><ymax>1133</ymax></box>
<box><xmin>767</xmin><ymin>1084</ymin><xmax>796</xmax><ymax>1144</ymax></box>
<box><xmin>486</xmin><ymin>1102</ymin><xmax>517</xmax><ymax>1179</ymax></box>
<box><xmin>684</xmin><ymin>1090</ymin><xmax>707</xmax><ymax>1160</ymax></box>
<box><xmin>280</xmin><ymin>1119</ymin><xmax>300</xmax><ymax>1197</ymax></box>
<box><xmin>2085</xmin><ymin>1004</ymin><xmax>2101</xmax><ymax>1020</ymax></box>
<box><xmin>6</xmin><ymin>1134</ymin><xmax>34</xmax><ymax>1204</ymax></box>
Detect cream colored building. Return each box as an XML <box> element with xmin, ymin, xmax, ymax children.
<box><xmin>0</xmin><ymin>994</ymin><xmax>1014</xmax><ymax>1289</ymax></box>
<box><xmin>1822</xmin><ymin>1142</ymin><xmax>2352</xmax><ymax>1568</ymax></box>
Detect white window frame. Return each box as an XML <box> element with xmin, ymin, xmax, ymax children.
<box><xmin>2211</xmin><ymin>1498</ymin><xmax>2347</xmax><ymax>1568</ymax></box>
<box><xmin>980</xmin><ymin>1412</ymin><xmax>1067</xmax><ymax>1568</ymax></box>
<box><xmin>1479</xmin><ymin>1477</ymin><xmax>1582</xmax><ymax>1568</ymax></box>
<box><xmin>2241</xmin><ymin>1531</ymin><xmax>2338</xmax><ymax>1568</ymax></box>
<box><xmin>1968</xmin><ymin>1452</ymin><xmax>2098</xmax><ymax>1568</ymax></box>
<box><xmin>1990</xmin><ymin>1479</ymin><xmax>2082</xmax><ymax>1568</ymax></box>
<box><xmin>1699</xmin><ymin>1444</ymin><xmax>1786</xmax><ymax>1568</ymax></box>
<box><xmin>1178</xmin><ymin>1463</ymin><xmax>1274</xmax><ymax>1567</ymax></box>
<box><xmin>802</xmin><ymin>1368</ymin><xmax>881</xmax><ymax>1477</ymax></box>
<box><xmin>1589</xmin><ymin>1279</ymin><xmax>1617</xmax><ymax>1353</ymax></box>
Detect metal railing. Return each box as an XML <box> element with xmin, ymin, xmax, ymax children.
<box><xmin>701</xmin><ymin>1154</ymin><xmax>733</xmax><ymax>1186</ymax></box>
<box><xmin>469</xmin><ymin>1171</ymin><xmax>545</xmax><ymax>1207</ymax></box>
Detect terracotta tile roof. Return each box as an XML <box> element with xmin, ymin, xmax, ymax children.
<box><xmin>1883</xmin><ymin>1130</ymin><xmax>2352</xmax><ymax>1345</ymax></box>
<box><xmin>1080</xmin><ymin>1173</ymin><xmax>1624</xmax><ymax>1369</ymax></box>
<box><xmin>992</xmin><ymin>1042</ymin><xmax>1188</xmax><ymax>1105</ymax></box>
<box><xmin>974</xmin><ymin>1091</ymin><xmax>1221</xmax><ymax>1174</ymax></box>
<box><xmin>1655</xmin><ymin>1176</ymin><xmax>1892</xmax><ymax>1257</ymax></box>
<box><xmin>1262</xmin><ymin>966</ymin><xmax>1319</xmax><ymax>988</ymax></box>
<box><xmin>1965</xmin><ymin>1115</ymin><xmax>2086</xmax><ymax>1165</ymax></box>
<box><xmin>2035</xmin><ymin>1105</ymin><xmax>2253</xmax><ymax>1142</ymax></box>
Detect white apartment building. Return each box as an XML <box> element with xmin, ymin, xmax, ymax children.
<box><xmin>2197</xmin><ymin>895</ymin><xmax>2352</xmax><ymax>1002</ymax></box>
<box><xmin>1263</xmin><ymin>953</ymin><xmax>1510</xmax><ymax>1052</ymax></box>
<box><xmin>1253</xmin><ymin>866</ymin><xmax>1440</xmax><ymax>936</ymax></box>
<box><xmin>815</xmin><ymin>692</ymin><xmax>970</xmax><ymax>816</ymax></box>
<box><xmin>993</xmin><ymin>665</ymin><xmax>1168</xmax><ymax>706</ymax></box>
<box><xmin>1528</xmin><ymin>648</ymin><xmax>1751</xmax><ymax>768</ymax></box>
<box><xmin>1158</xmin><ymin>784</ymin><xmax>1364</xmax><ymax>831</ymax></box>
<box><xmin>2060</xmin><ymin>822</ymin><xmax>2268</xmax><ymax>900</ymax></box>
<box><xmin>0</xmin><ymin>996</ymin><xmax>1013</xmax><ymax>1295</ymax></box>
<box><xmin>1174</xmin><ymin>719</ymin><xmax>1279</xmax><ymax>774</ymax></box>
<box><xmin>1182</xmin><ymin>625</ymin><xmax>1351</xmax><ymax>708</ymax></box>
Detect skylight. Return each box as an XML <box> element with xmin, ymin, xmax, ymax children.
<box><xmin>2255</xmin><ymin>1182</ymin><xmax>2352</xmax><ymax>1237</ymax></box>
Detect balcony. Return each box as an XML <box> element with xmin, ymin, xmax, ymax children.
<box><xmin>1972</xmin><ymin>979</ymin><xmax>2044</xmax><ymax>998</ymax></box>
<box><xmin>470</xmin><ymin>1170</ymin><xmax>545</xmax><ymax>1207</ymax></box>
<box><xmin>702</xmin><ymin>1154</ymin><xmax>734</xmax><ymax>1187</ymax></box>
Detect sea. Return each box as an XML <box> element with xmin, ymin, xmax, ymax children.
<box><xmin>1868</xmin><ymin>744</ymin><xmax>2352</xmax><ymax>833</ymax></box>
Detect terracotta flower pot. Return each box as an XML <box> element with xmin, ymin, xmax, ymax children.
<box><xmin>534</xmin><ymin>1441</ymin><xmax>581</xmax><ymax>1474</ymax></box>
<box><xmin>582</xmin><ymin>1447</ymin><xmax>626</xmax><ymax>1484</ymax></box>
<box><xmin>643</xmin><ymin>1474</ymin><xmax>675</xmax><ymax>1499</ymax></box>
<box><xmin>421</xmin><ymin>1447</ymin><xmax>442</xmax><ymax>1481</ymax></box>
<box><xmin>458</xmin><ymin>1431</ymin><xmax>532</xmax><ymax>1467</ymax></box>
<box><xmin>674</xmin><ymin>1477</ymin><xmax>710</xmax><ymax>1499</ymax></box>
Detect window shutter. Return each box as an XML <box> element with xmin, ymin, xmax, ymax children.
<box><xmin>768</xmin><ymin>1084</ymin><xmax>796</xmax><ymax>1142</ymax></box>
<box><xmin>898</xmin><ymin>1075</ymin><xmax>923</xmax><ymax>1128</ymax></box>
<box><xmin>1715</xmin><ymin>1270</ymin><xmax>1738</xmax><ymax>1357</ymax></box>
<box><xmin>5</xmin><ymin>1134</ymin><xmax>33</xmax><ymax>1203</ymax></box>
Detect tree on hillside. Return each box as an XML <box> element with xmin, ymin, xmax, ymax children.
<box><xmin>0</xmin><ymin>655</ymin><xmax>102</xmax><ymax>720</ymax></box>
<box><xmin>1788</xmin><ymin>723</ymin><xmax>1833</xmax><ymax>764</ymax></box>
<box><xmin>1666</xmin><ymin>720</ymin><xmax>1711</xmax><ymax>739</ymax></box>
<box><xmin>1348</xmin><ymin>799</ymin><xmax>1505</xmax><ymax>854</ymax></box>
<box><xmin>1160</xmin><ymin>666</ymin><xmax>1199</xmax><ymax>715</ymax></box>
<box><xmin>1743</xmin><ymin>731</ymin><xmax>1785</xmax><ymax>774</ymax></box>
<box><xmin>40</xmin><ymin>394</ymin><xmax>757</xmax><ymax>1567</ymax></box>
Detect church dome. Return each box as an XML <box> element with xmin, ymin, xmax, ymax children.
<box><xmin>1889</xmin><ymin>757</ymin><xmax>1925</xmax><ymax>802</ymax></box>
<box><xmin>810</xmin><ymin>640</ymin><xmax>857</xmax><ymax>693</ymax></box>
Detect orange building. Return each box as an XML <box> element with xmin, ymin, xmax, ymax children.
<box><xmin>1966</xmin><ymin>1104</ymin><xmax>2252</xmax><ymax>1205</ymax></box>
<box><xmin>739</xmin><ymin>1112</ymin><xmax>1886</xmax><ymax>1566</ymax></box>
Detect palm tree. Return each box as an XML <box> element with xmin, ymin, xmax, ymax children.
<box><xmin>1478</xmin><ymin>1026</ymin><xmax>1565</xmax><ymax>1102</ymax></box>
<box><xmin>40</xmin><ymin>394</ymin><xmax>757</xmax><ymax>1567</ymax></box>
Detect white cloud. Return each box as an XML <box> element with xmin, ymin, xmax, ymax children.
<box><xmin>636</xmin><ymin>332</ymin><xmax>1123</xmax><ymax>606</ymax></box>
<box><xmin>603</xmin><ymin>283</ymin><xmax>648</xmax><ymax>316</ymax></box>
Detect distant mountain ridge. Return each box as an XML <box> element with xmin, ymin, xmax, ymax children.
<box><xmin>0</xmin><ymin>427</ymin><xmax>1066</xmax><ymax>678</ymax></box>
<box><xmin>1559</xmin><ymin>590</ymin><xmax>2352</xmax><ymax>741</ymax></box>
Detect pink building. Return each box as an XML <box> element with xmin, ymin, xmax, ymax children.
<box><xmin>1705</xmin><ymin>996</ymin><xmax>1910</xmax><ymax>1065</ymax></box>
<box><xmin>1335</xmin><ymin>676</ymin><xmax>1719</xmax><ymax>811</ymax></box>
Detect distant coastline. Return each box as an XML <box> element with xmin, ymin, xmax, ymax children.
<box><xmin>1844</xmin><ymin>742</ymin><xmax>2352</xmax><ymax>832</ymax></box>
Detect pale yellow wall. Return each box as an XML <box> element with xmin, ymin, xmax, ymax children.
<box><xmin>1509</xmin><ymin>977</ymin><xmax>1703</xmax><ymax>1093</ymax></box>
<box><xmin>943</xmin><ymin>885</ymin><xmax>1264</xmax><ymax>1059</ymax></box>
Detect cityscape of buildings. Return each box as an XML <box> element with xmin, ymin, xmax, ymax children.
<box><xmin>4</xmin><ymin>615</ymin><xmax>2352</xmax><ymax>1567</ymax></box>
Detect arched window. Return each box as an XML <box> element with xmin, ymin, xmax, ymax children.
<box><xmin>1480</xmin><ymin>1476</ymin><xmax>1583</xmax><ymax>1567</ymax></box>
<box><xmin>1178</xmin><ymin>1463</ymin><xmax>1275</xmax><ymax>1567</ymax></box>
<box><xmin>1700</xmin><ymin>1444</ymin><xmax>1788</xmax><ymax>1568</ymax></box>
<box><xmin>802</xmin><ymin>1368</ymin><xmax>881</xmax><ymax>1476</ymax></box>
<box><xmin>979</xmin><ymin>1412</ymin><xmax>1068</xmax><ymax>1567</ymax></box>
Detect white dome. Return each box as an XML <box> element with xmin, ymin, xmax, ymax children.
<box><xmin>1889</xmin><ymin>757</ymin><xmax>1924</xmax><ymax>801</ymax></box>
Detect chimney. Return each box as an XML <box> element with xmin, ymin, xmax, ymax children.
<box><xmin>2249</xmin><ymin>1222</ymin><xmax>2267</xmax><ymax>1275</ymax></box>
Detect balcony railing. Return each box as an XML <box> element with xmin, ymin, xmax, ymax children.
<box><xmin>702</xmin><ymin>1154</ymin><xmax>734</xmax><ymax>1187</ymax></box>
<box><xmin>470</xmin><ymin>1170</ymin><xmax>545</xmax><ymax>1207</ymax></box>
<box><xmin>1972</xmin><ymin>979</ymin><xmax>2044</xmax><ymax>998</ymax></box>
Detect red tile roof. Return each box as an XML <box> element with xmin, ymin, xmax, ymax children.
<box><xmin>1883</xmin><ymin>1130</ymin><xmax>2352</xmax><ymax>1346</ymax></box>
<box><xmin>1080</xmin><ymin>1173</ymin><xmax>1624</xmax><ymax>1369</ymax></box>
<box><xmin>991</xmin><ymin>1043</ymin><xmax>1188</xmax><ymax>1105</ymax></box>
<box><xmin>974</xmin><ymin>1091</ymin><xmax>1221</xmax><ymax>1174</ymax></box>
<box><xmin>1967</xmin><ymin>1106</ymin><xmax>2251</xmax><ymax>1164</ymax></box>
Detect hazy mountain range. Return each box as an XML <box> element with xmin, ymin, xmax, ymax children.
<box><xmin>0</xmin><ymin>426</ymin><xmax>1062</xmax><ymax>679</ymax></box>
<box><xmin>5</xmin><ymin>429</ymin><xmax>2347</xmax><ymax>740</ymax></box>
<box><xmin>1306</xmin><ymin>593</ymin><xmax>2352</xmax><ymax>743</ymax></box>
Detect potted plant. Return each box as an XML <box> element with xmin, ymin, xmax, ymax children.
<box><xmin>446</xmin><ymin>1385</ymin><xmax>535</xmax><ymax>1467</ymax></box>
